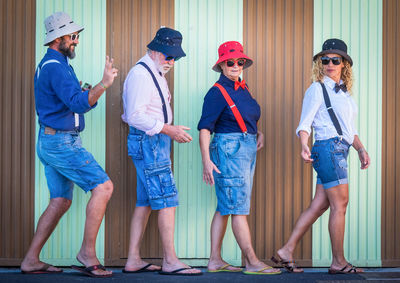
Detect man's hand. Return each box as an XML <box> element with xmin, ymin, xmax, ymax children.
<box><xmin>161</xmin><ymin>124</ymin><xmax>192</xmax><ymax>143</ymax></box>
<box><xmin>101</xmin><ymin>56</ymin><xmax>118</xmax><ymax>88</ymax></box>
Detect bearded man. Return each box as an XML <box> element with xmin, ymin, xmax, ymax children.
<box><xmin>21</xmin><ymin>12</ymin><xmax>118</xmax><ymax>278</ymax></box>
<box><xmin>121</xmin><ymin>27</ymin><xmax>202</xmax><ymax>276</ymax></box>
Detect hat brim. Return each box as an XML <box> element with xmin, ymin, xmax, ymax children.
<box><xmin>147</xmin><ymin>41</ymin><xmax>186</xmax><ymax>60</ymax></box>
<box><xmin>44</xmin><ymin>23</ymin><xmax>84</xmax><ymax>46</ymax></box>
<box><xmin>313</xmin><ymin>49</ymin><xmax>353</xmax><ymax>66</ymax></box>
<box><xmin>212</xmin><ymin>52</ymin><xmax>253</xmax><ymax>72</ymax></box>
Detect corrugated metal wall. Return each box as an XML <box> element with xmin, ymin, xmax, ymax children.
<box><xmin>313</xmin><ymin>0</ymin><xmax>382</xmax><ymax>267</ymax></box>
<box><xmin>0</xmin><ymin>0</ymin><xmax>36</xmax><ymax>266</ymax></box>
<box><xmin>174</xmin><ymin>0</ymin><xmax>243</xmax><ymax>266</ymax></box>
<box><xmin>382</xmin><ymin>0</ymin><xmax>400</xmax><ymax>267</ymax></box>
<box><xmin>105</xmin><ymin>0</ymin><xmax>175</xmax><ymax>266</ymax></box>
<box><xmin>243</xmin><ymin>0</ymin><xmax>314</xmax><ymax>266</ymax></box>
<box><xmin>35</xmin><ymin>0</ymin><xmax>107</xmax><ymax>265</ymax></box>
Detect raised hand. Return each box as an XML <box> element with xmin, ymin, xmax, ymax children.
<box><xmin>101</xmin><ymin>55</ymin><xmax>118</xmax><ymax>88</ymax></box>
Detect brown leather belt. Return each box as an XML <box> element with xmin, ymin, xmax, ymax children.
<box><xmin>44</xmin><ymin>126</ymin><xmax>56</xmax><ymax>135</ymax></box>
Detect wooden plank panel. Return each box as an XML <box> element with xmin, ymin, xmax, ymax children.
<box><xmin>105</xmin><ymin>0</ymin><xmax>174</xmax><ymax>266</ymax></box>
<box><xmin>0</xmin><ymin>0</ymin><xmax>36</xmax><ymax>265</ymax></box>
<box><xmin>243</xmin><ymin>0</ymin><xmax>314</xmax><ymax>266</ymax></box>
<box><xmin>382</xmin><ymin>0</ymin><xmax>400</xmax><ymax>267</ymax></box>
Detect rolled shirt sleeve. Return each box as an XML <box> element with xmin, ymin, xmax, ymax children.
<box><xmin>296</xmin><ymin>83</ymin><xmax>323</xmax><ymax>136</ymax></box>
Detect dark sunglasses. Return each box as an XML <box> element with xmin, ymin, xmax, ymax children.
<box><xmin>162</xmin><ymin>52</ymin><xmax>175</xmax><ymax>61</ymax></box>
<box><xmin>226</xmin><ymin>59</ymin><xmax>246</xmax><ymax>67</ymax></box>
<box><xmin>321</xmin><ymin>56</ymin><xmax>342</xmax><ymax>65</ymax></box>
<box><xmin>68</xmin><ymin>33</ymin><xmax>80</xmax><ymax>41</ymax></box>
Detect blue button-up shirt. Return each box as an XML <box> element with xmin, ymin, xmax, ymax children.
<box><xmin>34</xmin><ymin>48</ymin><xmax>96</xmax><ymax>131</ymax></box>
<box><xmin>198</xmin><ymin>74</ymin><xmax>261</xmax><ymax>134</ymax></box>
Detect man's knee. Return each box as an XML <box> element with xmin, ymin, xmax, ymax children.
<box><xmin>93</xmin><ymin>180</ymin><xmax>114</xmax><ymax>200</ymax></box>
<box><xmin>49</xmin><ymin>197</ymin><xmax>72</xmax><ymax>213</ymax></box>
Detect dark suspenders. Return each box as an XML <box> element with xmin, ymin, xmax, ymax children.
<box><xmin>137</xmin><ymin>62</ymin><xmax>168</xmax><ymax>123</ymax></box>
<box><xmin>319</xmin><ymin>82</ymin><xmax>343</xmax><ymax>136</ymax></box>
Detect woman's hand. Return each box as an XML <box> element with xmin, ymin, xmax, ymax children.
<box><xmin>256</xmin><ymin>131</ymin><xmax>264</xmax><ymax>151</ymax></box>
<box><xmin>358</xmin><ymin>148</ymin><xmax>371</xmax><ymax>169</ymax></box>
<box><xmin>300</xmin><ymin>144</ymin><xmax>313</xmax><ymax>163</ymax></box>
<box><xmin>202</xmin><ymin>159</ymin><xmax>221</xmax><ymax>185</ymax></box>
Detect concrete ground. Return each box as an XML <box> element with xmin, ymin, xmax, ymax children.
<box><xmin>0</xmin><ymin>267</ymin><xmax>399</xmax><ymax>283</ymax></box>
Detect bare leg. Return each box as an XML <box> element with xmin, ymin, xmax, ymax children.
<box><xmin>207</xmin><ymin>212</ymin><xmax>241</xmax><ymax>271</ymax></box>
<box><xmin>278</xmin><ymin>185</ymin><xmax>329</xmax><ymax>263</ymax></box>
<box><xmin>76</xmin><ymin>180</ymin><xmax>113</xmax><ymax>276</ymax></box>
<box><xmin>232</xmin><ymin>215</ymin><xmax>280</xmax><ymax>274</ymax></box>
<box><xmin>21</xmin><ymin>197</ymin><xmax>71</xmax><ymax>272</ymax></box>
<box><xmin>325</xmin><ymin>184</ymin><xmax>362</xmax><ymax>272</ymax></box>
<box><xmin>124</xmin><ymin>206</ymin><xmax>160</xmax><ymax>271</ymax></box>
<box><xmin>158</xmin><ymin>207</ymin><xmax>201</xmax><ymax>274</ymax></box>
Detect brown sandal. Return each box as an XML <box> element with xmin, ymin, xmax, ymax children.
<box><xmin>328</xmin><ymin>263</ymin><xmax>361</xmax><ymax>274</ymax></box>
<box><xmin>271</xmin><ymin>255</ymin><xmax>303</xmax><ymax>273</ymax></box>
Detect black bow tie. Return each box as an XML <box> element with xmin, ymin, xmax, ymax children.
<box><xmin>334</xmin><ymin>83</ymin><xmax>347</xmax><ymax>93</ymax></box>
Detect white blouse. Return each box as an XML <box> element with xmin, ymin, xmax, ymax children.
<box><xmin>296</xmin><ymin>76</ymin><xmax>358</xmax><ymax>144</ymax></box>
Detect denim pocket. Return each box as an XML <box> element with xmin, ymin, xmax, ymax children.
<box><xmin>216</xmin><ymin>177</ymin><xmax>246</xmax><ymax>210</ymax></box>
<box><xmin>127</xmin><ymin>134</ymin><xmax>143</xmax><ymax>159</ymax></box>
<box><xmin>223</xmin><ymin>139</ymin><xmax>241</xmax><ymax>157</ymax></box>
<box><xmin>144</xmin><ymin>162</ymin><xmax>177</xmax><ymax>200</ymax></box>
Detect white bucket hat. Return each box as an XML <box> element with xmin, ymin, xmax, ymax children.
<box><xmin>43</xmin><ymin>12</ymin><xmax>84</xmax><ymax>46</ymax></box>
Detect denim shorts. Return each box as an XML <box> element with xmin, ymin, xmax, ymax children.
<box><xmin>311</xmin><ymin>137</ymin><xmax>351</xmax><ymax>189</ymax></box>
<box><xmin>210</xmin><ymin>133</ymin><xmax>257</xmax><ymax>216</ymax></box>
<box><xmin>36</xmin><ymin>127</ymin><xmax>110</xmax><ymax>200</ymax></box>
<box><xmin>127</xmin><ymin>127</ymin><xmax>178</xmax><ymax>210</ymax></box>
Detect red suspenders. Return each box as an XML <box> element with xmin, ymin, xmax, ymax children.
<box><xmin>214</xmin><ymin>83</ymin><xmax>248</xmax><ymax>133</ymax></box>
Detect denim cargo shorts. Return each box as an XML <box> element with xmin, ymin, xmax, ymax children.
<box><xmin>127</xmin><ymin>127</ymin><xmax>178</xmax><ymax>210</ymax></box>
<box><xmin>311</xmin><ymin>137</ymin><xmax>351</xmax><ymax>189</ymax></box>
<box><xmin>210</xmin><ymin>133</ymin><xmax>257</xmax><ymax>216</ymax></box>
<box><xmin>36</xmin><ymin>126</ymin><xmax>110</xmax><ymax>200</ymax></box>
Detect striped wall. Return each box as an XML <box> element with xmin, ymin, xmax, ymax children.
<box><xmin>174</xmin><ymin>0</ymin><xmax>243</xmax><ymax>266</ymax></box>
<box><xmin>312</xmin><ymin>0</ymin><xmax>382</xmax><ymax>267</ymax></box>
<box><xmin>35</xmin><ymin>0</ymin><xmax>106</xmax><ymax>265</ymax></box>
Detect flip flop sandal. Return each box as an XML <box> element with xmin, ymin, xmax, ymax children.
<box><xmin>71</xmin><ymin>264</ymin><xmax>112</xmax><ymax>278</ymax></box>
<box><xmin>122</xmin><ymin>263</ymin><xmax>161</xmax><ymax>273</ymax></box>
<box><xmin>21</xmin><ymin>263</ymin><xmax>63</xmax><ymax>274</ymax></box>
<box><xmin>328</xmin><ymin>263</ymin><xmax>361</xmax><ymax>274</ymax></box>
<box><xmin>207</xmin><ymin>264</ymin><xmax>242</xmax><ymax>272</ymax></box>
<box><xmin>243</xmin><ymin>266</ymin><xmax>282</xmax><ymax>275</ymax></box>
<box><xmin>159</xmin><ymin>267</ymin><xmax>203</xmax><ymax>276</ymax></box>
<box><xmin>271</xmin><ymin>255</ymin><xmax>304</xmax><ymax>273</ymax></box>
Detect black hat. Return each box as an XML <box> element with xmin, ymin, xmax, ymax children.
<box><xmin>147</xmin><ymin>27</ymin><xmax>186</xmax><ymax>60</ymax></box>
<box><xmin>313</xmin><ymin>38</ymin><xmax>353</xmax><ymax>66</ymax></box>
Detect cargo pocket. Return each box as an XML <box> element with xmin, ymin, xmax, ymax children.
<box><xmin>127</xmin><ymin>134</ymin><xmax>143</xmax><ymax>159</ymax></box>
<box><xmin>216</xmin><ymin>177</ymin><xmax>246</xmax><ymax>210</ymax></box>
<box><xmin>144</xmin><ymin>161</ymin><xmax>177</xmax><ymax>200</ymax></box>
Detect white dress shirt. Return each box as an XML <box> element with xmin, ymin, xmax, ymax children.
<box><xmin>121</xmin><ymin>54</ymin><xmax>173</xmax><ymax>136</ymax></box>
<box><xmin>296</xmin><ymin>76</ymin><xmax>358</xmax><ymax>144</ymax></box>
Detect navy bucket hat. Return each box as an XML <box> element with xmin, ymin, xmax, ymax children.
<box><xmin>313</xmin><ymin>38</ymin><xmax>353</xmax><ymax>66</ymax></box>
<box><xmin>147</xmin><ymin>27</ymin><xmax>186</xmax><ymax>60</ymax></box>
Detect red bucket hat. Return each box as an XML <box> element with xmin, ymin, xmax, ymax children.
<box><xmin>212</xmin><ymin>41</ymin><xmax>253</xmax><ymax>72</ymax></box>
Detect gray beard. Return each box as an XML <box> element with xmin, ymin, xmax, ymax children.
<box><xmin>59</xmin><ymin>39</ymin><xmax>76</xmax><ymax>59</ymax></box>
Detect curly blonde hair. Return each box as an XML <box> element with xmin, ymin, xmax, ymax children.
<box><xmin>311</xmin><ymin>56</ymin><xmax>354</xmax><ymax>93</ymax></box>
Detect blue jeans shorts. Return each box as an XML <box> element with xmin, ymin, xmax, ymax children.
<box><xmin>36</xmin><ymin>127</ymin><xmax>110</xmax><ymax>200</ymax></box>
<box><xmin>127</xmin><ymin>127</ymin><xmax>178</xmax><ymax>210</ymax></box>
<box><xmin>311</xmin><ymin>137</ymin><xmax>351</xmax><ymax>189</ymax></box>
<box><xmin>210</xmin><ymin>133</ymin><xmax>257</xmax><ymax>216</ymax></box>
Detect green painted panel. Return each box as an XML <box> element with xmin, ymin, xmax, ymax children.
<box><xmin>312</xmin><ymin>0</ymin><xmax>382</xmax><ymax>267</ymax></box>
<box><xmin>174</xmin><ymin>0</ymin><xmax>243</xmax><ymax>265</ymax></box>
<box><xmin>35</xmin><ymin>0</ymin><xmax>106</xmax><ymax>265</ymax></box>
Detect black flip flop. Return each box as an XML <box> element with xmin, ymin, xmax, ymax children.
<box><xmin>159</xmin><ymin>267</ymin><xmax>203</xmax><ymax>276</ymax></box>
<box><xmin>122</xmin><ymin>263</ymin><xmax>161</xmax><ymax>273</ymax></box>
<box><xmin>71</xmin><ymin>264</ymin><xmax>112</xmax><ymax>278</ymax></box>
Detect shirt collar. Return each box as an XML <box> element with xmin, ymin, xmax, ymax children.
<box><xmin>46</xmin><ymin>48</ymin><xmax>69</xmax><ymax>64</ymax></box>
<box><xmin>323</xmin><ymin>75</ymin><xmax>344</xmax><ymax>91</ymax></box>
<box><xmin>141</xmin><ymin>53</ymin><xmax>163</xmax><ymax>77</ymax></box>
<box><xmin>218</xmin><ymin>73</ymin><xmax>242</xmax><ymax>87</ymax></box>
